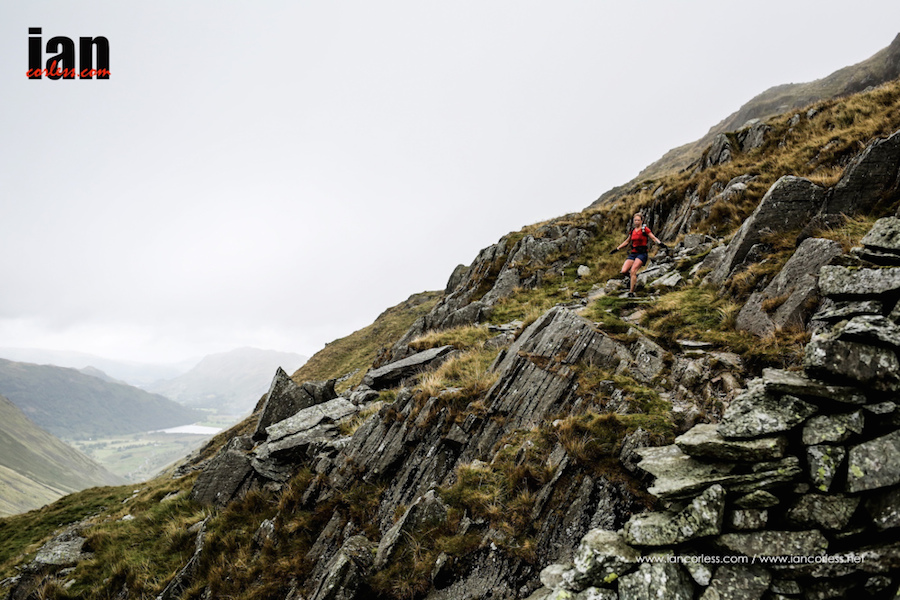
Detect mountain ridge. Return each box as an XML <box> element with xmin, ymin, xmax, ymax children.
<box><xmin>592</xmin><ymin>32</ymin><xmax>900</xmax><ymax>207</ymax></box>
<box><xmin>0</xmin><ymin>358</ymin><xmax>204</xmax><ymax>440</ymax></box>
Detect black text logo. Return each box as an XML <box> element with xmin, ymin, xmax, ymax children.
<box><xmin>27</xmin><ymin>27</ymin><xmax>110</xmax><ymax>80</ymax></box>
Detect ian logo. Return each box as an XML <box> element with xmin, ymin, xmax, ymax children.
<box><xmin>27</xmin><ymin>27</ymin><xmax>110</xmax><ymax>80</ymax></box>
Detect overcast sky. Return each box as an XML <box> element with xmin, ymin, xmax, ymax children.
<box><xmin>2</xmin><ymin>1</ymin><xmax>900</xmax><ymax>365</ymax></box>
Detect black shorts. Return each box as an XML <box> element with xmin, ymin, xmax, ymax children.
<box><xmin>627</xmin><ymin>252</ymin><xmax>649</xmax><ymax>265</ymax></box>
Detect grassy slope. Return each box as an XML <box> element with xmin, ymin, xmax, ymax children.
<box><xmin>0</xmin><ymin>395</ymin><xmax>124</xmax><ymax>517</ymax></box>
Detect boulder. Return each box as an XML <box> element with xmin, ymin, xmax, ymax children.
<box><xmin>715</xmin><ymin>530</ymin><xmax>828</xmax><ymax>557</ymax></box>
<box><xmin>737</xmin><ymin>121</ymin><xmax>771</xmax><ymax>153</ymax></box>
<box><xmin>837</xmin><ymin>314</ymin><xmax>900</xmax><ymax>351</ymax></box>
<box><xmin>33</xmin><ymin>527</ymin><xmax>89</xmax><ymax>568</ymax></box>
<box><xmin>818</xmin><ymin>265</ymin><xmax>900</xmax><ymax>298</ymax></box>
<box><xmin>565</xmin><ymin>529</ymin><xmax>640</xmax><ymax>589</ymax></box>
<box><xmin>254</xmin><ymin>369</ymin><xmax>337</xmax><ymax>440</ymax></box>
<box><xmin>636</xmin><ymin>445</ymin><xmax>800</xmax><ymax>500</ymax></box>
<box><xmin>264</xmin><ymin>397</ymin><xmax>357</xmax><ymax>443</ymax></box>
<box><xmin>623</xmin><ymin>484</ymin><xmax>725</xmax><ymax>546</ymax></box>
<box><xmin>847</xmin><ymin>429</ymin><xmax>900</xmax><ymax>493</ymax></box>
<box><xmin>698</xmin><ymin>565</ymin><xmax>772</xmax><ymax>600</ymax></box>
<box><xmin>676</xmin><ymin>424</ymin><xmax>787</xmax><ymax>461</ymax></box>
<box><xmin>801</xmin><ymin>411</ymin><xmax>864</xmax><ymax>445</ymax></box>
<box><xmin>855</xmin><ymin>217</ymin><xmax>900</xmax><ymax>265</ymax></box>
<box><xmin>786</xmin><ymin>494</ymin><xmax>860</xmax><ymax>530</ymax></box>
<box><xmin>812</xmin><ymin>299</ymin><xmax>883</xmax><ymax>322</ymax></box>
<box><xmin>363</xmin><ymin>345</ymin><xmax>455</xmax><ymax>390</ymax></box>
<box><xmin>804</xmin><ymin>331</ymin><xmax>900</xmax><ymax>392</ymax></box>
<box><xmin>735</xmin><ymin>238</ymin><xmax>842</xmax><ymax>337</ymax></box>
<box><xmin>824</xmin><ymin>129</ymin><xmax>900</xmax><ymax>216</ymax></box>
<box><xmin>706</xmin><ymin>176</ymin><xmax>826</xmax><ymax>285</ymax></box>
<box><xmin>705</xmin><ymin>133</ymin><xmax>733</xmax><ymax>168</ymax></box>
<box><xmin>760</xmin><ymin>368</ymin><xmax>867</xmax><ymax>404</ymax></box>
<box><xmin>190</xmin><ymin>436</ymin><xmax>255</xmax><ymax>506</ymax></box>
<box><xmin>807</xmin><ymin>445</ymin><xmax>846</xmax><ymax>493</ymax></box>
<box><xmin>717</xmin><ymin>383</ymin><xmax>816</xmax><ymax>439</ymax></box>
<box><xmin>445</xmin><ymin>264</ymin><xmax>470</xmax><ymax>294</ymax></box>
<box><xmin>617</xmin><ymin>562</ymin><xmax>693</xmax><ymax>600</ymax></box>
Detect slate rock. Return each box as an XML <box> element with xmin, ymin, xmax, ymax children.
<box><xmin>636</xmin><ymin>445</ymin><xmax>801</xmax><ymax>500</ymax></box>
<box><xmin>623</xmin><ymin>484</ymin><xmax>725</xmax><ymax>546</ymax></box>
<box><xmin>860</xmin><ymin>217</ymin><xmax>900</xmax><ymax>256</ymax></box>
<box><xmin>847</xmin><ymin>429</ymin><xmax>900</xmax><ymax>493</ymax></box>
<box><xmin>801</xmin><ymin>411</ymin><xmax>864</xmax><ymax>445</ymax></box>
<box><xmin>818</xmin><ymin>265</ymin><xmax>900</xmax><ymax>298</ymax></box>
<box><xmin>865</xmin><ymin>487</ymin><xmax>900</xmax><ymax>530</ymax></box>
<box><xmin>191</xmin><ymin>436</ymin><xmax>255</xmax><ymax>506</ymax></box>
<box><xmin>717</xmin><ymin>383</ymin><xmax>816</xmax><ymax>439</ymax></box>
<box><xmin>735</xmin><ymin>237</ymin><xmax>842</xmax><ymax>337</ymax></box>
<box><xmin>363</xmin><ymin>345</ymin><xmax>455</xmax><ymax>390</ymax></box>
<box><xmin>566</xmin><ymin>529</ymin><xmax>640</xmax><ymax>589</ymax></box>
<box><xmin>33</xmin><ymin>528</ymin><xmax>89</xmax><ymax>568</ymax></box>
<box><xmin>617</xmin><ymin>562</ymin><xmax>693</xmax><ymax>600</ymax></box>
<box><xmin>264</xmin><ymin>398</ymin><xmax>357</xmax><ymax>443</ymax></box>
<box><xmin>733</xmin><ymin>490</ymin><xmax>779</xmax><ymax>509</ymax></box>
<box><xmin>727</xmin><ymin>509</ymin><xmax>768</xmax><ymax>530</ymax></box>
<box><xmin>539</xmin><ymin>564</ymin><xmax>570</xmax><ymax>590</ymax></box>
<box><xmin>824</xmin><ymin>129</ymin><xmax>900</xmax><ymax>216</ymax></box>
<box><xmin>630</xmin><ymin>335</ymin><xmax>667</xmax><ymax>384</ymax></box>
<box><xmin>838</xmin><ymin>314</ymin><xmax>900</xmax><ymax>351</ymax></box>
<box><xmin>786</xmin><ymin>494</ymin><xmax>859</xmax><ymax>530</ymax></box>
<box><xmin>254</xmin><ymin>369</ymin><xmax>337</xmax><ymax>440</ymax></box>
<box><xmin>374</xmin><ymin>490</ymin><xmax>448</xmax><ymax>570</ymax></box>
<box><xmin>308</xmin><ymin>535</ymin><xmax>376</xmax><ymax>600</ymax></box>
<box><xmin>812</xmin><ymin>299</ymin><xmax>883</xmax><ymax>322</ymax></box>
<box><xmin>761</xmin><ymin>368</ymin><xmax>867</xmax><ymax>404</ymax></box>
<box><xmin>804</xmin><ymin>332</ymin><xmax>900</xmax><ymax>392</ymax></box>
<box><xmin>715</xmin><ymin>530</ymin><xmax>828</xmax><ymax>557</ymax></box>
<box><xmin>676</xmin><ymin>423</ymin><xmax>787</xmax><ymax>461</ymax></box>
<box><xmin>707</xmin><ymin>176</ymin><xmax>826</xmax><ymax>285</ymax></box>
<box><xmin>807</xmin><ymin>445</ymin><xmax>846</xmax><ymax>493</ymax></box>
<box><xmin>699</xmin><ymin>565</ymin><xmax>772</xmax><ymax>600</ymax></box>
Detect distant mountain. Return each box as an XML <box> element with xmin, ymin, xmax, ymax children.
<box><xmin>0</xmin><ymin>348</ymin><xmax>195</xmax><ymax>387</ymax></box>
<box><xmin>0</xmin><ymin>359</ymin><xmax>204</xmax><ymax>440</ymax></box>
<box><xmin>0</xmin><ymin>394</ymin><xmax>123</xmax><ymax>517</ymax></box>
<box><xmin>593</xmin><ymin>32</ymin><xmax>900</xmax><ymax>206</ymax></box>
<box><xmin>148</xmin><ymin>348</ymin><xmax>307</xmax><ymax>416</ymax></box>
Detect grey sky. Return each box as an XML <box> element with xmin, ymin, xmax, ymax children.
<box><xmin>2</xmin><ymin>1</ymin><xmax>899</xmax><ymax>364</ymax></box>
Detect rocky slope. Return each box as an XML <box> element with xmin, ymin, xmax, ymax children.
<box><xmin>3</xmin><ymin>69</ymin><xmax>900</xmax><ymax>600</ymax></box>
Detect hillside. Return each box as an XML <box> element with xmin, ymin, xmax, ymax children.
<box><xmin>0</xmin><ymin>359</ymin><xmax>204</xmax><ymax>440</ymax></box>
<box><xmin>593</xmin><ymin>32</ymin><xmax>900</xmax><ymax>206</ymax></box>
<box><xmin>0</xmin><ymin>348</ymin><xmax>193</xmax><ymax>387</ymax></box>
<box><xmin>147</xmin><ymin>348</ymin><xmax>308</xmax><ymax>416</ymax></box>
<box><xmin>3</xmin><ymin>60</ymin><xmax>900</xmax><ymax>600</ymax></box>
<box><xmin>0</xmin><ymin>395</ymin><xmax>123</xmax><ymax>517</ymax></box>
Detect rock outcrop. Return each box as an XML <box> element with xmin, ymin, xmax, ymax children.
<box><xmin>530</xmin><ymin>217</ymin><xmax>900</xmax><ymax>600</ymax></box>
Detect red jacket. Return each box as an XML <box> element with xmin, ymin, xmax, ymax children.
<box><xmin>630</xmin><ymin>226</ymin><xmax>651</xmax><ymax>250</ymax></box>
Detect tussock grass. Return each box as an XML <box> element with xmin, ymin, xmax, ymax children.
<box><xmin>408</xmin><ymin>324</ymin><xmax>493</xmax><ymax>352</ymax></box>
